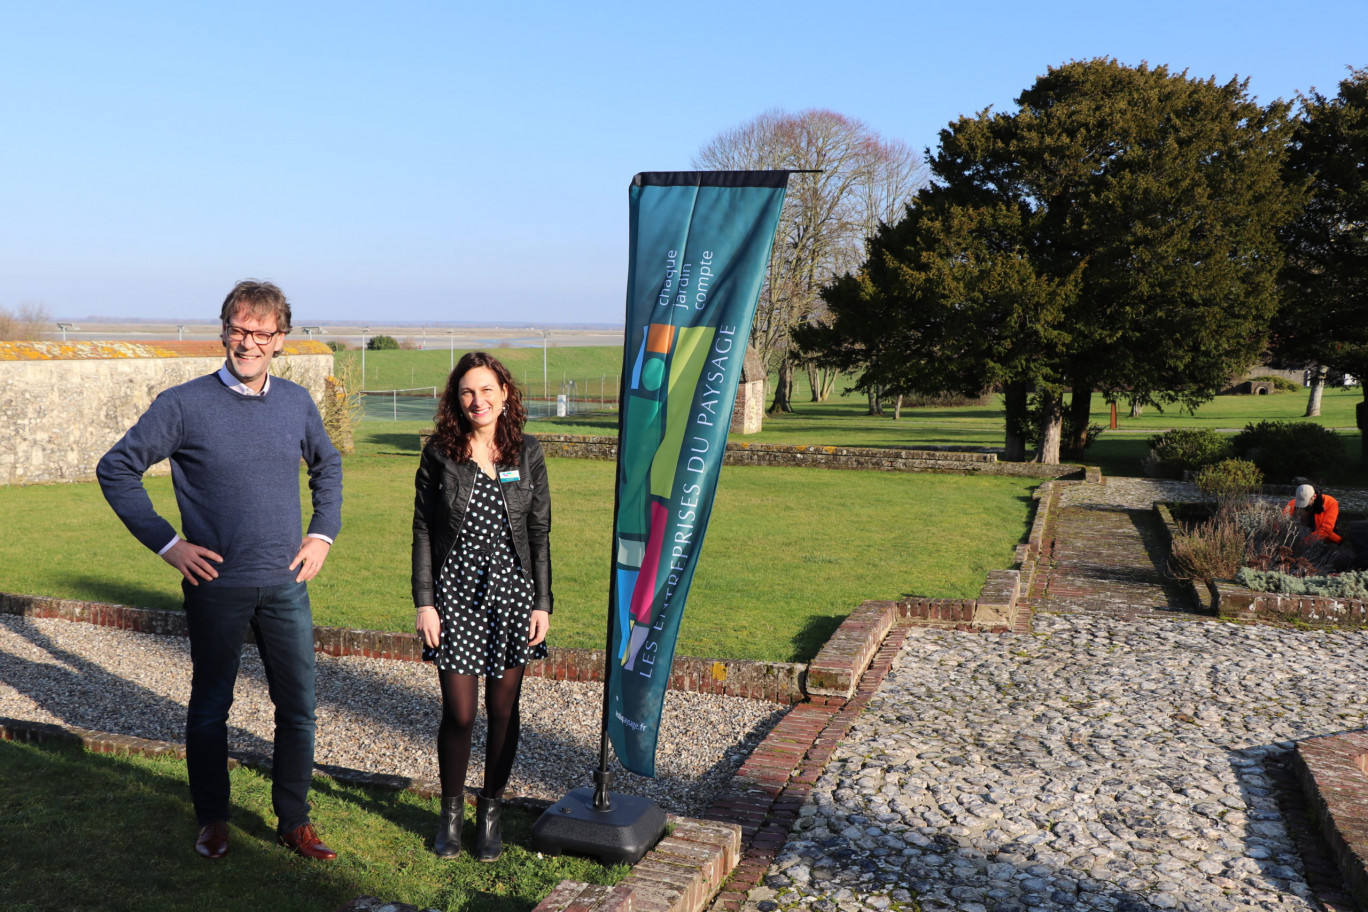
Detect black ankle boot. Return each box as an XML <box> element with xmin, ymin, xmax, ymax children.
<box><xmin>434</xmin><ymin>796</ymin><xmax>464</xmax><ymax>858</ymax></box>
<box><xmin>475</xmin><ymin>792</ymin><xmax>502</xmax><ymax>863</ymax></box>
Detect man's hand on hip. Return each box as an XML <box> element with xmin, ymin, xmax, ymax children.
<box><xmin>290</xmin><ymin>537</ymin><xmax>332</xmax><ymax>582</ymax></box>
<box><xmin>162</xmin><ymin>540</ymin><xmax>223</xmax><ymax>585</ymax></box>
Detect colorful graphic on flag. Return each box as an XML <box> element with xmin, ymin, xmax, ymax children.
<box><xmin>608</xmin><ymin>171</ymin><xmax>789</xmax><ymax>777</ymax></box>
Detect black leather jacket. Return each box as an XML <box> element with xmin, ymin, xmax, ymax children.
<box><xmin>411</xmin><ymin>435</ymin><xmax>553</xmax><ymax>614</ymax></box>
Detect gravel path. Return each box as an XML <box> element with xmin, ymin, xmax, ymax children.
<box><xmin>0</xmin><ymin>616</ymin><xmax>785</xmax><ymax>816</ymax></box>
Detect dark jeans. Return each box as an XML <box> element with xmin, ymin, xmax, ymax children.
<box><xmin>183</xmin><ymin>580</ymin><xmax>316</xmax><ymax>833</ymax></box>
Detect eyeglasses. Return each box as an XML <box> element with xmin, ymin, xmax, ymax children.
<box><xmin>224</xmin><ymin>325</ymin><xmax>281</xmax><ymax>346</ymax></box>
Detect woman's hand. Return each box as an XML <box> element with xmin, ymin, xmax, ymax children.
<box><xmin>416</xmin><ymin>606</ymin><xmax>441</xmax><ymax>649</ymax></box>
<box><xmin>529</xmin><ymin>609</ymin><xmax>550</xmax><ymax>647</ymax></box>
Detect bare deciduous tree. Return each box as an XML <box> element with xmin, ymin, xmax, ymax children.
<box><xmin>0</xmin><ymin>301</ymin><xmax>53</xmax><ymax>341</ymax></box>
<box><xmin>694</xmin><ymin>110</ymin><xmax>926</xmax><ymax>412</ymax></box>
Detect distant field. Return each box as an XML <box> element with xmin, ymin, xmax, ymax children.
<box><xmin>336</xmin><ymin>345</ymin><xmax>623</xmax><ymax>400</ymax></box>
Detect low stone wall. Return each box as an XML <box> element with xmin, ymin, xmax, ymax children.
<box><xmin>535</xmin><ymin>434</ymin><xmax>1091</xmax><ymax>479</ymax></box>
<box><xmin>1213</xmin><ymin>581</ymin><xmax>1368</xmax><ymax>627</ymax></box>
<box><xmin>0</xmin><ymin>340</ymin><xmax>333</xmax><ymax>485</ymax></box>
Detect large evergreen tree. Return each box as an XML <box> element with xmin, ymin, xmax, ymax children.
<box><xmin>1275</xmin><ymin>68</ymin><xmax>1368</xmax><ymax>459</ymax></box>
<box><xmin>813</xmin><ymin>59</ymin><xmax>1299</xmax><ymax>463</ymax></box>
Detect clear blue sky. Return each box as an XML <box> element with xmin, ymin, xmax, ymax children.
<box><xmin>3</xmin><ymin>1</ymin><xmax>1364</xmax><ymax>326</ymax></box>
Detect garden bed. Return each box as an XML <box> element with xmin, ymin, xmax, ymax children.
<box><xmin>1154</xmin><ymin>501</ymin><xmax>1368</xmax><ymax>627</ymax></box>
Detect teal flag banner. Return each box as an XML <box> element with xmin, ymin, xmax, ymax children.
<box><xmin>608</xmin><ymin>171</ymin><xmax>789</xmax><ymax>777</ymax></box>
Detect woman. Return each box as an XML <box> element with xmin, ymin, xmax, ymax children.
<box><xmin>412</xmin><ymin>351</ymin><xmax>552</xmax><ymax>861</ymax></box>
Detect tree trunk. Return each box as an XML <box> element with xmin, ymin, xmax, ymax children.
<box><xmin>1035</xmin><ymin>391</ymin><xmax>1063</xmax><ymax>465</ymax></box>
<box><xmin>769</xmin><ymin>358</ymin><xmax>796</xmax><ymax>414</ymax></box>
<box><xmin>866</xmin><ymin>385</ymin><xmax>883</xmax><ymax>415</ymax></box>
<box><xmin>1065</xmin><ymin>387</ymin><xmax>1092</xmax><ymax>460</ymax></box>
<box><xmin>1358</xmin><ymin>395</ymin><xmax>1368</xmax><ymax>471</ymax></box>
<box><xmin>1305</xmin><ymin>365</ymin><xmax>1327</xmax><ymax>417</ymax></box>
<box><xmin>1003</xmin><ymin>381</ymin><xmax>1029</xmax><ymax>462</ymax></box>
<box><xmin>816</xmin><ymin>367</ymin><xmax>837</xmax><ymax>402</ymax></box>
<box><xmin>892</xmin><ymin>394</ymin><xmax>903</xmax><ymax>420</ymax></box>
<box><xmin>1129</xmin><ymin>397</ymin><xmax>1143</xmax><ymax>418</ymax></box>
<box><xmin>806</xmin><ymin>364</ymin><xmax>821</xmax><ymax>402</ymax></box>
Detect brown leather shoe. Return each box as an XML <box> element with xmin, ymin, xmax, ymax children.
<box><xmin>195</xmin><ymin>821</ymin><xmax>229</xmax><ymax>859</ymax></box>
<box><xmin>278</xmin><ymin>822</ymin><xmax>337</xmax><ymax>860</ymax></box>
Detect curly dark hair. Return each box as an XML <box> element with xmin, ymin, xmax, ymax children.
<box><xmin>430</xmin><ymin>351</ymin><xmax>526</xmax><ymax>464</ymax></box>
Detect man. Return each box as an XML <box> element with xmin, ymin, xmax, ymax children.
<box><xmin>1285</xmin><ymin>482</ymin><xmax>1357</xmax><ymax>571</ymax></box>
<box><xmin>97</xmin><ymin>280</ymin><xmax>342</xmax><ymax>861</ymax></box>
<box><xmin>1285</xmin><ymin>483</ymin><xmax>1342</xmax><ymax>544</ymax></box>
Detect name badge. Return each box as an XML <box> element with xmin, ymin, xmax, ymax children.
<box><xmin>499</xmin><ymin>469</ymin><xmax>520</xmax><ymax>483</ymax></box>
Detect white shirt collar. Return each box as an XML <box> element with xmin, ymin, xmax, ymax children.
<box><xmin>218</xmin><ymin>364</ymin><xmax>271</xmax><ymax>396</ymax></box>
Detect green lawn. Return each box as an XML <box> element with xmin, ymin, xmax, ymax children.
<box><xmin>340</xmin><ymin>345</ymin><xmax>1368</xmax><ymax>469</ymax></box>
<box><xmin>9</xmin><ymin>377</ymin><xmax>1366</xmax><ymax>664</ymax></box>
<box><xmin>547</xmin><ymin>382</ymin><xmax>1368</xmax><ymax>484</ymax></box>
<box><xmin>0</xmin><ymin>446</ymin><xmax>1035</xmax><ymax>663</ymax></box>
<box><xmin>0</xmin><ymin>739</ymin><xmax>624</xmax><ymax>912</ymax></box>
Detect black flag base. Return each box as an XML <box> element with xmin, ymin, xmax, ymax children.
<box><xmin>531</xmin><ymin>771</ymin><xmax>666</xmax><ymax>865</ymax></box>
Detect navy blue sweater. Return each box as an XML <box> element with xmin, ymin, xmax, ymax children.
<box><xmin>97</xmin><ymin>372</ymin><xmax>343</xmax><ymax>588</ymax></box>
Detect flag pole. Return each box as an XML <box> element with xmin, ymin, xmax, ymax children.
<box><xmin>530</xmin><ymin>332</ymin><xmax>666</xmax><ymax>865</ymax></box>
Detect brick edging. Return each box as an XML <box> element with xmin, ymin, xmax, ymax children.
<box><xmin>1271</xmin><ymin>744</ymin><xmax>1360</xmax><ymax>912</ymax></box>
<box><xmin>1212</xmin><ymin>580</ymin><xmax>1368</xmax><ymax>627</ymax></box>
<box><xmin>701</xmin><ymin>609</ymin><xmax>1035</xmax><ymax>912</ymax></box>
<box><xmin>1290</xmin><ymin>733</ymin><xmax>1368</xmax><ymax>911</ymax></box>
<box><xmin>700</xmin><ymin>621</ymin><xmax>918</xmax><ymax>912</ymax></box>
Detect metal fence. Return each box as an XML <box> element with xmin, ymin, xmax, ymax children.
<box><xmin>360</xmin><ymin>387</ymin><xmax>615</xmax><ymax>422</ymax></box>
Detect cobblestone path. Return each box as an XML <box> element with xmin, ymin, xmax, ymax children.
<box><xmin>751</xmin><ymin>478</ymin><xmax>1367</xmax><ymax>912</ymax></box>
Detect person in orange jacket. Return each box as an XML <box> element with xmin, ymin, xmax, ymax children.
<box><xmin>1285</xmin><ymin>483</ymin><xmax>1343</xmax><ymax>544</ymax></box>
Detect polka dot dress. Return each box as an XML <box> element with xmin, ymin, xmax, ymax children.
<box><xmin>432</xmin><ymin>470</ymin><xmax>546</xmax><ymax>677</ymax></box>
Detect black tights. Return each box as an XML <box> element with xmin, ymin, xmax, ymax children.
<box><xmin>437</xmin><ymin>666</ymin><xmax>526</xmax><ymax>800</ymax></box>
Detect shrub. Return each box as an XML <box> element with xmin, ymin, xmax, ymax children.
<box><xmin>1235</xmin><ymin>498</ymin><xmax>1338</xmax><ymax>576</ymax></box>
<box><xmin>0</xmin><ymin>302</ymin><xmax>52</xmax><ymax>341</ymax></box>
<box><xmin>367</xmin><ymin>334</ymin><xmax>400</xmax><ymax>351</ymax></box>
<box><xmin>1169</xmin><ymin>497</ymin><xmax>1339</xmax><ymax>582</ymax></box>
<box><xmin>1143</xmin><ymin>429</ymin><xmax>1232</xmax><ymax>478</ymax></box>
<box><xmin>1230</xmin><ymin>419</ymin><xmax>1344</xmax><ymax>483</ymax></box>
<box><xmin>326</xmin><ymin>340</ymin><xmax>349</xmax><ymax>352</ymax></box>
<box><xmin>897</xmin><ymin>390</ymin><xmax>996</xmax><ymax>408</ymax></box>
<box><xmin>1193</xmin><ymin>459</ymin><xmax>1263</xmax><ymax>505</ymax></box>
<box><xmin>322</xmin><ymin>359</ymin><xmax>364</xmax><ymax>455</ymax></box>
<box><xmin>1169</xmin><ymin>515</ymin><xmax>1248</xmax><ymax>581</ymax></box>
<box><xmin>1236</xmin><ymin>567</ymin><xmax>1368</xmax><ymax>599</ymax></box>
<box><xmin>1248</xmin><ymin>374</ymin><xmax>1301</xmax><ymax>393</ymax></box>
